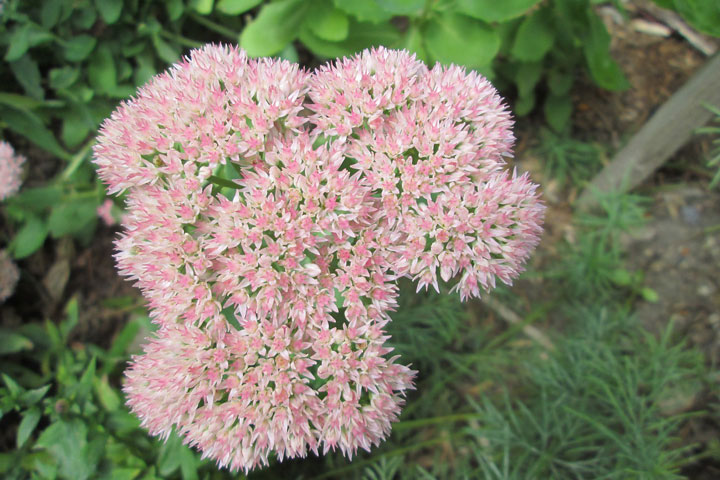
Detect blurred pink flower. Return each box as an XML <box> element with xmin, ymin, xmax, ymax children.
<box><xmin>97</xmin><ymin>199</ymin><xmax>117</xmax><ymax>226</ymax></box>
<box><xmin>0</xmin><ymin>141</ymin><xmax>25</xmax><ymax>201</ymax></box>
<box><xmin>94</xmin><ymin>44</ymin><xmax>545</xmax><ymax>472</ymax></box>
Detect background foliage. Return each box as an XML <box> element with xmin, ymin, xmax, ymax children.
<box><xmin>1</xmin><ymin>0</ymin><xmax>717</xmax><ymax>479</ymax></box>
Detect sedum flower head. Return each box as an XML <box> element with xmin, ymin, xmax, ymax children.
<box><xmin>94</xmin><ymin>44</ymin><xmax>545</xmax><ymax>472</ymax></box>
<box><xmin>0</xmin><ymin>141</ymin><xmax>25</xmax><ymax>201</ymax></box>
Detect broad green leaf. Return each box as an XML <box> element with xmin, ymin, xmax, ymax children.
<box><xmin>583</xmin><ymin>10</ymin><xmax>629</xmax><ymax>91</ymax></box>
<box><xmin>0</xmin><ymin>330</ymin><xmax>33</xmax><ymax>355</ymax></box>
<box><xmin>299</xmin><ymin>19</ymin><xmax>401</xmax><ymax>58</ymax></box>
<box><xmin>216</xmin><ymin>0</ymin><xmax>262</xmax><ymax>15</ymax></box>
<box><xmin>544</xmin><ymin>93</ymin><xmax>572</xmax><ymax>132</ymax></box>
<box><xmin>48</xmin><ymin>199</ymin><xmax>98</xmax><ymax>238</ymax></box>
<box><xmin>94</xmin><ymin>376</ymin><xmax>121</xmax><ymax>411</ymax></box>
<box><xmin>95</xmin><ymin>0</ymin><xmax>123</xmax><ymax>24</ymax></box>
<box><xmin>41</xmin><ymin>1</ymin><xmax>63</xmax><ymax>28</ymax></box>
<box><xmin>88</xmin><ymin>44</ymin><xmax>118</xmax><ymax>95</ymax></box>
<box><xmin>0</xmin><ymin>105</ymin><xmax>70</xmax><ymax>159</ymax></box>
<box><xmin>76</xmin><ymin>357</ymin><xmax>97</xmax><ymax>401</ymax></box>
<box><xmin>278</xmin><ymin>44</ymin><xmax>299</xmax><ymax>62</ymax></box>
<box><xmin>515</xmin><ymin>61</ymin><xmax>542</xmax><ymax>96</ymax></box>
<box><xmin>515</xmin><ymin>91</ymin><xmax>536</xmax><ymax>116</ymax></box>
<box><xmin>309</xmin><ymin>2</ymin><xmax>349</xmax><ymax>42</ymax></box>
<box><xmin>511</xmin><ymin>8</ymin><xmax>554</xmax><ymax>61</ymax></box>
<box><xmin>5</xmin><ymin>25</ymin><xmax>30</xmax><ymax>61</ymax></box>
<box><xmin>9</xmin><ymin>186</ymin><xmax>62</xmax><ymax>212</ymax></box>
<box><xmin>381</xmin><ymin>0</ymin><xmax>425</xmax><ymax>15</ymax></box>
<box><xmin>332</xmin><ymin>0</ymin><xmax>394</xmax><ymax>23</ymax></box>
<box><xmin>62</xmin><ymin>108</ymin><xmax>91</xmax><ymax>148</ymax></box>
<box><xmin>152</xmin><ymin>34</ymin><xmax>180</xmax><ymax>64</ymax></box>
<box><xmin>134</xmin><ymin>52</ymin><xmax>156</xmax><ymax>86</ymax></box>
<box><xmin>17</xmin><ymin>407</ymin><xmax>41</xmax><ymax>447</ymax></box>
<box><xmin>35</xmin><ymin>419</ymin><xmax>97</xmax><ymax>480</ymax></box>
<box><xmin>166</xmin><ymin>0</ymin><xmax>185</xmax><ymax>20</ymax></box>
<box><xmin>62</xmin><ymin>297</ymin><xmax>80</xmax><ymax>341</ymax></box>
<box><xmin>403</xmin><ymin>24</ymin><xmax>428</xmax><ymax>63</ymax></box>
<box><xmin>189</xmin><ymin>0</ymin><xmax>214</xmax><ymax>15</ymax></box>
<box><xmin>64</xmin><ymin>35</ymin><xmax>97</xmax><ymax>62</ymax></box>
<box><xmin>157</xmin><ymin>432</ymin><xmax>183</xmax><ymax>476</ymax></box>
<box><xmin>12</xmin><ymin>216</ymin><xmax>49</xmax><ymax>259</ymax></box>
<box><xmin>49</xmin><ymin>66</ymin><xmax>80</xmax><ymax>90</ymax></box>
<box><xmin>73</xmin><ymin>7</ymin><xmax>98</xmax><ymax>29</ymax></box>
<box><xmin>456</xmin><ymin>0</ymin><xmax>542</xmax><ymax>22</ymax></box>
<box><xmin>240</xmin><ymin>0</ymin><xmax>310</xmax><ymax>57</ymax></box>
<box><xmin>0</xmin><ymin>92</ymin><xmax>47</xmax><ymax>110</ymax></box>
<box><xmin>9</xmin><ymin>56</ymin><xmax>44</xmax><ymax>100</ymax></box>
<box><xmin>670</xmin><ymin>0</ymin><xmax>720</xmax><ymax>36</ymax></box>
<box><xmin>548</xmin><ymin>68</ymin><xmax>574</xmax><ymax>95</ymax></box>
<box><xmin>424</xmin><ymin>13</ymin><xmax>500</xmax><ymax>68</ymax></box>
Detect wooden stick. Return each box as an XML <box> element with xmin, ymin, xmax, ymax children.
<box><xmin>483</xmin><ymin>296</ymin><xmax>555</xmax><ymax>351</ymax></box>
<box><xmin>577</xmin><ymin>52</ymin><xmax>720</xmax><ymax>210</ymax></box>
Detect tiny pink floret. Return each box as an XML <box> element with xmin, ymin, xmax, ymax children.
<box><xmin>0</xmin><ymin>141</ymin><xmax>25</xmax><ymax>201</ymax></box>
<box><xmin>94</xmin><ymin>44</ymin><xmax>544</xmax><ymax>473</ymax></box>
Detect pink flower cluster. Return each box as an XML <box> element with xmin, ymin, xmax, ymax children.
<box><xmin>0</xmin><ymin>141</ymin><xmax>25</xmax><ymax>201</ymax></box>
<box><xmin>94</xmin><ymin>45</ymin><xmax>544</xmax><ymax>472</ymax></box>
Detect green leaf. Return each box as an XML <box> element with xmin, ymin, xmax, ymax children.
<box><xmin>641</xmin><ymin>287</ymin><xmax>659</xmax><ymax>303</ymax></box>
<box><xmin>0</xmin><ymin>330</ymin><xmax>33</xmax><ymax>355</ymax></box>
<box><xmin>515</xmin><ymin>91</ymin><xmax>536</xmax><ymax>116</ymax></box>
<box><xmin>35</xmin><ymin>419</ymin><xmax>98</xmax><ymax>480</ymax></box>
<box><xmin>41</xmin><ymin>1</ymin><xmax>63</xmax><ymax>28</ymax></box>
<box><xmin>216</xmin><ymin>0</ymin><xmax>262</xmax><ymax>15</ymax></box>
<box><xmin>64</xmin><ymin>35</ymin><xmax>97</xmax><ymax>62</ymax></box>
<box><xmin>49</xmin><ymin>66</ymin><xmax>81</xmax><ymax>90</ymax></box>
<box><xmin>17</xmin><ymin>407</ymin><xmax>41</xmax><ymax>448</ymax></box>
<box><xmin>309</xmin><ymin>1</ymin><xmax>349</xmax><ymax>42</ymax></box>
<box><xmin>0</xmin><ymin>92</ymin><xmax>47</xmax><ymax>110</ymax></box>
<box><xmin>48</xmin><ymin>199</ymin><xmax>98</xmax><ymax>238</ymax></box>
<box><xmin>152</xmin><ymin>34</ymin><xmax>180</xmax><ymax>64</ymax></box>
<box><xmin>189</xmin><ymin>0</ymin><xmax>214</xmax><ymax>15</ymax></box>
<box><xmin>278</xmin><ymin>43</ymin><xmax>299</xmax><ymax>62</ymax></box>
<box><xmin>548</xmin><ymin>68</ymin><xmax>573</xmax><ymax>96</ymax></box>
<box><xmin>95</xmin><ymin>0</ymin><xmax>123</xmax><ymax>24</ymax></box>
<box><xmin>19</xmin><ymin>385</ymin><xmax>51</xmax><ymax>406</ymax></box>
<box><xmin>544</xmin><ymin>93</ymin><xmax>572</xmax><ymax>132</ymax></box>
<box><xmin>62</xmin><ymin>108</ymin><xmax>92</xmax><ymax>148</ymax></box>
<box><xmin>332</xmin><ymin>0</ymin><xmax>393</xmax><ymax>23</ymax></box>
<box><xmin>9</xmin><ymin>56</ymin><xmax>44</xmax><ymax>101</ymax></box>
<box><xmin>88</xmin><ymin>44</ymin><xmax>118</xmax><ymax>95</ymax></box>
<box><xmin>0</xmin><ymin>106</ymin><xmax>68</xmax><ymax>159</ymax></box>
<box><xmin>515</xmin><ymin>61</ymin><xmax>542</xmax><ymax>96</ymax></box>
<box><xmin>9</xmin><ymin>186</ymin><xmax>62</xmax><ymax>212</ymax></box>
<box><xmin>380</xmin><ymin>0</ymin><xmax>425</xmax><ymax>15</ymax></box>
<box><xmin>166</xmin><ymin>0</ymin><xmax>185</xmax><ymax>20</ymax></box>
<box><xmin>5</xmin><ymin>25</ymin><xmax>30</xmax><ymax>61</ymax></box>
<box><xmin>12</xmin><ymin>216</ymin><xmax>49</xmax><ymax>259</ymax></box>
<box><xmin>157</xmin><ymin>432</ymin><xmax>183</xmax><ymax>476</ymax></box>
<box><xmin>511</xmin><ymin>8</ymin><xmax>554</xmax><ymax>61</ymax></box>
<box><xmin>2</xmin><ymin>374</ymin><xmax>23</xmax><ymax>397</ymax></box>
<box><xmin>403</xmin><ymin>24</ymin><xmax>428</xmax><ymax>63</ymax></box>
<box><xmin>76</xmin><ymin>357</ymin><xmax>97</xmax><ymax>402</ymax></box>
<box><xmin>456</xmin><ymin>0</ymin><xmax>543</xmax><ymax>22</ymax></box>
<box><xmin>240</xmin><ymin>0</ymin><xmax>310</xmax><ymax>57</ymax></box>
<box><xmin>583</xmin><ymin>10</ymin><xmax>629</xmax><ymax>91</ymax></box>
<box><xmin>62</xmin><ymin>297</ymin><xmax>80</xmax><ymax>341</ymax></box>
<box><xmin>94</xmin><ymin>376</ymin><xmax>121</xmax><ymax>411</ymax></box>
<box><xmin>299</xmin><ymin>19</ymin><xmax>401</xmax><ymax>58</ymax></box>
<box><xmin>670</xmin><ymin>0</ymin><xmax>720</xmax><ymax>37</ymax></box>
<box><xmin>133</xmin><ymin>52</ymin><xmax>156</xmax><ymax>86</ymax></box>
<box><xmin>424</xmin><ymin>13</ymin><xmax>500</xmax><ymax>68</ymax></box>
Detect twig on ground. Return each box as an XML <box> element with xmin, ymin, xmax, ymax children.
<box><xmin>483</xmin><ymin>296</ymin><xmax>555</xmax><ymax>351</ymax></box>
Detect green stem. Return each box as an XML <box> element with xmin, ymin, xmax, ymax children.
<box><xmin>59</xmin><ymin>140</ymin><xmax>95</xmax><ymax>182</ymax></box>
<box><xmin>159</xmin><ymin>29</ymin><xmax>203</xmax><ymax>49</ymax></box>
<box><xmin>208</xmin><ymin>175</ymin><xmax>240</xmax><ymax>190</ymax></box>
<box><xmin>189</xmin><ymin>12</ymin><xmax>239</xmax><ymax>40</ymax></box>
<box><xmin>394</xmin><ymin>412</ymin><xmax>484</xmax><ymax>431</ymax></box>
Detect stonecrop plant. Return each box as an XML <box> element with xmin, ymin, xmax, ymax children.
<box><xmin>93</xmin><ymin>44</ymin><xmax>545</xmax><ymax>472</ymax></box>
